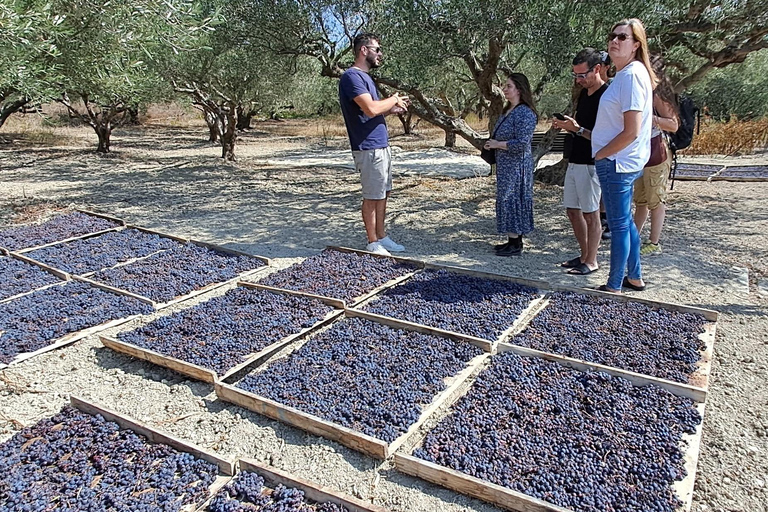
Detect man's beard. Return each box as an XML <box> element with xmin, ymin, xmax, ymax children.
<box><xmin>366</xmin><ymin>54</ymin><xmax>381</xmax><ymax>69</ymax></box>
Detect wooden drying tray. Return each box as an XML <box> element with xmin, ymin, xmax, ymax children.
<box><xmin>394</xmin><ymin>351</ymin><xmax>708</xmax><ymax>512</ymax></box>
<box><xmin>100</xmin><ymin>282</ymin><xmax>344</xmax><ymax>383</ymax></box>
<box><xmin>70</xmin><ymin>396</ymin><xmax>234</xmax><ymax>512</ymax></box>
<box><xmin>215</xmin><ymin>309</ymin><xmax>491</xmax><ymax>459</ymax></box>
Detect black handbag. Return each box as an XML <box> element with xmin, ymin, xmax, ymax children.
<box><xmin>479</xmin><ymin>116</ymin><xmax>504</xmax><ymax>165</ymax></box>
<box><xmin>480</xmin><ymin>144</ymin><xmax>495</xmax><ymax>165</ymax></box>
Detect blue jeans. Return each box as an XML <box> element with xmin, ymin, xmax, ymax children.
<box><xmin>595</xmin><ymin>159</ymin><xmax>642</xmax><ymax>290</ymax></box>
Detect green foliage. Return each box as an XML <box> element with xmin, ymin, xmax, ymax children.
<box><xmin>0</xmin><ymin>1</ymin><xmax>62</xmax><ymax>107</ymax></box>
<box><xmin>688</xmin><ymin>49</ymin><xmax>768</xmax><ymax>120</ymax></box>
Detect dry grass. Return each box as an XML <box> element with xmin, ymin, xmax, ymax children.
<box><xmin>685</xmin><ymin>117</ymin><xmax>768</xmax><ymax>156</ymax></box>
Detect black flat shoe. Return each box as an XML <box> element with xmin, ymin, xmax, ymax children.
<box><xmin>494</xmin><ymin>241</ymin><xmax>512</xmax><ymax>252</ymax></box>
<box><xmin>496</xmin><ymin>239</ymin><xmax>523</xmax><ymax>257</ymax></box>
<box><xmin>622</xmin><ymin>277</ymin><xmax>646</xmax><ymax>291</ymax></box>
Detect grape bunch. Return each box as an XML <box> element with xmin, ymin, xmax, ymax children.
<box><xmin>414</xmin><ymin>352</ymin><xmax>702</xmax><ymax>512</ymax></box>
<box><xmin>0</xmin><ymin>256</ymin><xmax>61</xmax><ymax>301</ymax></box>
<box><xmin>511</xmin><ymin>291</ymin><xmax>707</xmax><ymax>383</ymax></box>
<box><xmin>118</xmin><ymin>287</ymin><xmax>334</xmax><ymax>375</ymax></box>
<box><xmin>0</xmin><ymin>405</ymin><xmax>219</xmax><ymax>512</ymax></box>
<box><xmin>362</xmin><ymin>269</ymin><xmax>539</xmax><ymax>340</ymax></box>
<box><xmin>89</xmin><ymin>243</ymin><xmax>266</xmax><ymax>302</ymax></box>
<box><xmin>0</xmin><ymin>281</ymin><xmax>152</xmax><ymax>364</ymax></box>
<box><xmin>237</xmin><ymin>317</ymin><xmax>483</xmax><ymax>443</ymax></box>
<box><xmin>0</xmin><ymin>212</ymin><xmax>119</xmax><ymax>251</ymax></box>
<box><xmin>207</xmin><ymin>470</ymin><xmax>350</xmax><ymax>512</ymax></box>
<box><xmin>25</xmin><ymin>229</ymin><xmax>180</xmax><ymax>275</ymax></box>
<box><xmin>260</xmin><ymin>249</ymin><xmax>416</xmax><ymax>302</ymax></box>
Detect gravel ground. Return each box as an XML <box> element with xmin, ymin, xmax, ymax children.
<box><xmin>0</xmin><ymin>123</ymin><xmax>766</xmax><ymax>512</ymax></box>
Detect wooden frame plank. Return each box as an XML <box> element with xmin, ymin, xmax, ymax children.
<box><xmin>70</xmin><ymin>396</ymin><xmax>235</xmax><ymax>476</ymax></box>
<box><xmin>99</xmin><ymin>336</ymin><xmax>219</xmax><ymax>382</ymax></box>
<box><xmin>99</xmin><ymin>286</ymin><xmax>344</xmax><ymax>383</ymax></box>
<box><xmin>3</xmin><ymin>309</ymin><xmax>144</xmax><ymax>368</ymax></box>
<box><xmin>215</xmin><ymin>381</ymin><xmax>391</xmax><ymax>459</ymax></box>
<box><xmin>7</xmin><ymin>252</ymin><xmax>72</xmax><ymax>281</ymax></box>
<box><xmin>72</xmin><ymin>274</ymin><xmax>157</xmax><ymax>307</ymax></box>
<box><xmin>345</xmin><ymin>309</ymin><xmax>493</xmax><ymax>353</ymax></box>
<box><xmin>237</xmin><ymin>459</ymin><xmax>389</xmax><ymax>512</ymax></box>
<box><xmin>495</xmin><ymin>341</ymin><xmax>708</xmax><ymax>402</ymax></box>
<box><xmin>387</xmin><ymin>353</ymin><xmax>490</xmax><ymax>456</ymax></box>
<box><xmin>219</xmin><ymin>308</ymin><xmax>344</xmax><ymax>382</ymax></box>
<box><xmin>394</xmin><ymin>454</ymin><xmax>572</xmax><ymax>512</ymax></box>
<box><xmin>675</xmin><ymin>401</ymin><xmax>706</xmax><ymax>512</ymax></box>
<box><xmin>75</xmin><ymin>209</ymin><xmax>127</xmax><ymax>226</ymax></box>
<box><xmin>551</xmin><ymin>283</ymin><xmax>719</xmax><ymax>321</ymax></box>
<box><xmin>216</xmin><ymin>312</ymin><xmax>490</xmax><ymax>460</ymax></box>
<box><xmin>325</xmin><ymin>245</ymin><xmax>427</xmax><ymax>270</ymax></box>
<box><xmin>240</xmin><ymin>282</ymin><xmax>346</xmax><ymax>309</ymax></box>
<box><xmin>495</xmin><ymin>294</ymin><xmax>547</xmax><ymax>347</ymax></box>
<box><xmin>14</xmin><ymin>226</ymin><xmax>122</xmax><ymax>254</ymax></box>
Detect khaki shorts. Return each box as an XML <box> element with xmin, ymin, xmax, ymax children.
<box><xmin>634</xmin><ymin>152</ymin><xmax>671</xmax><ymax>209</ymax></box>
<box><xmin>563</xmin><ymin>163</ymin><xmax>601</xmax><ymax>213</ymax></box>
<box><xmin>353</xmin><ymin>147</ymin><xmax>392</xmax><ymax>200</ymax></box>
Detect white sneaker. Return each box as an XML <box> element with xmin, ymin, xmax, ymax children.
<box><xmin>378</xmin><ymin>235</ymin><xmax>405</xmax><ymax>252</ymax></box>
<box><xmin>366</xmin><ymin>241</ymin><xmax>392</xmax><ymax>256</ymax></box>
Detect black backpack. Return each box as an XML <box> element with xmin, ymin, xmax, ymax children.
<box><xmin>668</xmin><ymin>94</ymin><xmax>700</xmax><ymax>190</ymax></box>
<box><xmin>669</xmin><ymin>94</ymin><xmax>699</xmax><ymax>151</ymax></box>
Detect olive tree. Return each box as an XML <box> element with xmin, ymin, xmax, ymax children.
<box><xmin>0</xmin><ymin>1</ymin><xmax>62</xmax><ymax>127</ymax></box>
<box><xmin>47</xmin><ymin>0</ymin><xmax>208</xmax><ymax>153</ymax></box>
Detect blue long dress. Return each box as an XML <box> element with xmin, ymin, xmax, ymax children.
<box><xmin>494</xmin><ymin>105</ymin><xmax>536</xmax><ymax>235</ymax></box>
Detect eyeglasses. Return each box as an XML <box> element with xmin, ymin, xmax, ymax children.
<box><xmin>571</xmin><ymin>66</ymin><xmax>596</xmax><ymax>79</ymax></box>
<box><xmin>366</xmin><ymin>46</ymin><xmax>383</xmax><ymax>54</ymax></box>
<box><xmin>608</xmin><ymin>32</ymin><xmax>633</xmax><ymax>42</ymax></box>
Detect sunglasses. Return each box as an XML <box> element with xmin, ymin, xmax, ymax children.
<box><xmin>608</xmin><ymin>32</ymin><xmax>633</xmax><ymax>42</ymax></box>
<box><xmin>366</xmin><ymin>45</ymin><xmax>383</xmax><ymax>54</ymax></box>
<box><xmin>571</xmin><ymin>66</ymin><xmax>596</xmax><ymax>79</ymax></box>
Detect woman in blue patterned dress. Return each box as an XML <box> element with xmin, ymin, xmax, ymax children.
<box><xmin>484</xmin><ymin>73</ymin><xmax>538</xmax><ymax>256</ymax></box>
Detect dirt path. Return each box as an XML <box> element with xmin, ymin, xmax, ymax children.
<box><xmin>0</xmin><ymin>123</ymin><xmax>766</xmax><ymax>512</ymax></box>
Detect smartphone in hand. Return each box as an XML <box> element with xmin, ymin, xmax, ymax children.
<box><xmin>553</xmin><ymin>112</ymin><xmax>566</xmax><ymax>120</ymax></box>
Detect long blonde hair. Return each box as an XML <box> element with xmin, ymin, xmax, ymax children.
<box><xmin>613</xmin><ymin>18</ymin><xmax>657</xmax><ymax>88</ymax></box>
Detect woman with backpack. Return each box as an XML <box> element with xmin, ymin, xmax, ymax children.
<box><xmin>591</xmin><ymin>18</ymin><xmax>655</xmax><ymax>293</ymax></box>
<box><xmin>633</xmin><ymin>55</ymin><xmax>679</xmax><ymax>256</ymax></box>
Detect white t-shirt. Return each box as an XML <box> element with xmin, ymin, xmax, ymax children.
<box><xmin>591</xmin><ymin>60</ymin><xmax>653</xmax><ymax>173</ymax></box>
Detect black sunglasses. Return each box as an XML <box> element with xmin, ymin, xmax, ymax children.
<box><xmin>366</xmin><ymin>45</ymin><xmax>383</xmax><ymax>54</ymax></box>
<box><xmin>608</xmin><ymin>32</ymin><xmax>633</xmax><ymax>42</ymax></box>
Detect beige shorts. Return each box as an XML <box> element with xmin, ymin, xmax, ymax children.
<box><xmin>353</xmin><ymin>147</ymin><xmax>392</xmax><ymax>200</ymax></box>
<box><xmin>563</xmin><ymin>163</ymin><xmax>601</xmax><ymax>213</ymax></box>
<box><xmin>634</xmin><ymin>152</ymin><xmax>671</xmax><ymax>209</ymax></box>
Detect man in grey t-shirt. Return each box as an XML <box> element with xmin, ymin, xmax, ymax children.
<box><xmin>339</xmin><ymin>33</ymin><xmax>410</xmax><ymax>256</ymax></box>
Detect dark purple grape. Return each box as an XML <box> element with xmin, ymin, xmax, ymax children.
<box><xmin>0</xmin><ymin>281</ymin><xmax>152</xmax><ymax>364</ymax></box>
<box><xmin>0</xmin><ymin>256</ymin><xmax>61</xmax><ymax>301</ymax></box>
<box><xmin>25</xmin><ymin>229</ymin><xmax>181</xmax><ymax>275</ymax></box>
<box><xmin>117</xmin><ymin>287</ymin><xmax>334</xmax><ymax>375</ymax></box>
<box><xmin>237</xmin><ymin>317</ymin><xmax>483</xmax><ymax>443</ymax></box>
<box><xmin>89</xmin><ymin>243</ymin><xmax>265</xmax><ymax>302</ymax></box>
<box><xmin>414</xmin><ymin>352</ymin><xmax>701</xmax><ymax>512</ymax></box>
<box><xmin>260</xmin><ymin>249</ymin><xmax>416</xmax><ymax>302</ymax></box>
<box><xmin>207</xmin><ymin>470</ymin><xmax>350</xmax><ymax>512</ymax></box>
<box><xmin>0</xmin><ymin>212</ymin><xmax>119</xmax><ymax>251</ymax></box>
<box><xmin>0</xmin><ymin>405</ymin><xmax>219</xmax><ymax>511</ymax></box>
<box><xmin>510</xmin><ymin>291</ymin><xmax>707</xmax><ymax>382</ymax></box>
<box><xmin>362</xmin><ymin>269</ymin><xmax>539</xmax><ymax>340</ymax></box>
